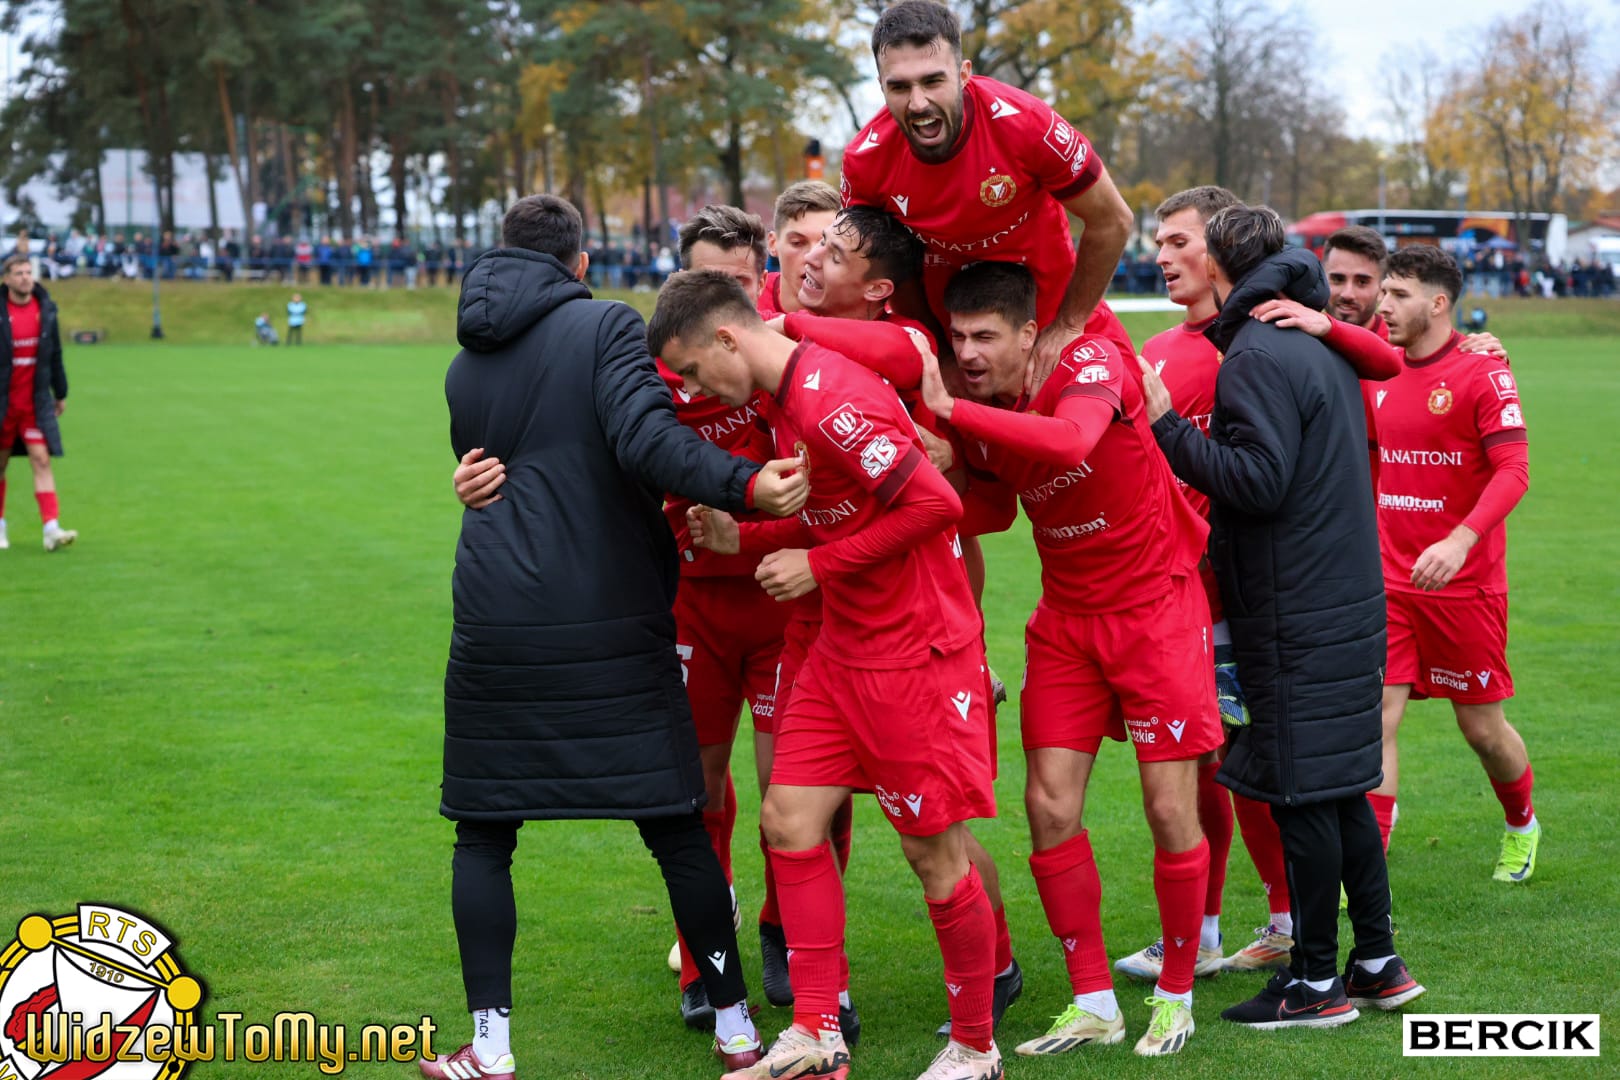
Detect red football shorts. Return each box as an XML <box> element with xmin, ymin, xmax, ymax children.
<box><xmin>771</xmin><ymin>642</ymin><xmax>997</xmax><ymax>837</ymax></box>
<box><xmin>1021</xmin><ymin>574</ymin><xmax>1223</xmax><ymax>761</ymax></box>
<box><xmin>771</xmin><ymin>611</ymin><xmax>821</xmax><ymax>723</ymax></box>
<box><xmin>674</xmin><ymin>574</ymin><xmax>789</xmax><ymax>742</ymax></box>
<box><xmin>1385</xmin><ymin>588</ymin><xmax>1513</xmax><ymax>703</ymax></box>
<box><xmin>1</xmin><ymin>407</ymin><xmax>44</xmax><ymax>451</ymax></box>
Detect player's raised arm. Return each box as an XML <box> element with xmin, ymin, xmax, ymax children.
<box><xmin>1028</xmin><ymin>169</ymin><xmax>1133</xmax><ymax>390</ymax></box>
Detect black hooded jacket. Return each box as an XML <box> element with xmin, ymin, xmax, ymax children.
<box><xmin>442</xmin><ymin>248</ymin><xmax>762</xmax><ymax>821</ymax></box>
<box><xmin>1151</xmin><ymin>249</ymin><xmax>1385</xmax><ymax>806</ymax></box>
<box><xmin>2</xmin><ymin>283</ymin><xmax>69</xmax><ymax>456</ymax></box>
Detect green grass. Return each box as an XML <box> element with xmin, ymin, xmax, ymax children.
<box><xmin>2</xmin><ymin>325</ymin><xmax>1616</xmax><ymax>1078</ymax></box>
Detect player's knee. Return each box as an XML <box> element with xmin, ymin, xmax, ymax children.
<box><xmin>1024</xmin><ymin>786</ymin><xmax>1079</xmax><ymax>846</ymax></box>
<box><xmin>1142</xmin><ymin>787</ymin><xmax>1197</xmax><ymax>846</ymax></box>
<box><xmin>759</xmin><ymin>793</ymin><xmax>816</xmax><ymax>851</ymax></box>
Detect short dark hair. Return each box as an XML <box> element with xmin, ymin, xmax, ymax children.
<box><xmin>773</xmin><ymin>181</ymin><xmax>841</xmax><ymax>234</ymax></box>
<box><xmin>1323</xmin><ymin>226</ymin><xmax>1389</xmax><ymax>270</ymax></box>
<box><xmin>678</xmin><ymin>205</ymin><xmax>768</xmax><ymax>275</ymax></box>
<box><xmin>1</xmin><ymin>253</ymin><xmax>31</xmax><ymax>276</ymax></box>
<box><xmin>1385</xmin><ymin>245</ymin><xmax>1463</xmax><ymax>306</ymax></box>
<box><xmin>871</xmin><ymin>0</ymin><xmax>961</xmax><ymax>62</ymax></box>
<box><xmin>1204</xmin><ymin>205</ymin><xmax>1286</xmax><ymax>285</ymax></box>
<box><xmin>647</xmin><ymin>269</ymin><xmax>764</xmax><ymax>359</ymax></box>
<box><xmin>834</xmin><ymin>205</ymin><xmax>923</xmax><ymax>286</ymax></box>
<box><xmin>1155</xmin><ymin>186</ymin><xmax>1242</xmax><ymax>225</ymax></box>
<box><xmin>501</xmin><ymin>194</ymin><xmax>582</xmax><ymax>264</ymax></box>
<box><xmin>942</xmin><ymin>261</ymin><xmax>1037</xmax><ymax>328</ymax></box>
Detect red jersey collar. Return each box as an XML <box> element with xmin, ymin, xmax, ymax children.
<box><xmin>1404</xmin><ymin>330</ymin><xmax>1461</xmax><ymax>368</ymax></box>
<box><xmin>1180</xmin><ymin>313</ymin><xmax>1217</xmax><ymax>334</ymax></box>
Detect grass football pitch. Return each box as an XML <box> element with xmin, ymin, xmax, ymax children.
<box><xmin>2</xmin><ymin>322</ymin><xmax>1616</xmax><ymax>1078</ymax></box>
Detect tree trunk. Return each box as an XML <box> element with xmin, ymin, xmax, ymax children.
<box><xmin>338</xmin><ymin>79</ymin><xmax>359</xmax><ymax>237</ymax></box>
<box><xmin>206</xmin><ymin>153</ymin><xmax>221</xmax><ymax>243</ymax></box>
<box><xmin>391</xmin><ymin>132</ymin><xmax>409</xmax><ymax>236</ymax></box>
<box><xmin>284</xmin><ymin>125</ymin><xmax>304</xmax><ymax>237</ymax></box>
<box><xmin>214</xmin><ymin>64</ymin><xmax>251</xmax><ymax>227</ymax></box>
<box><xmin>358</xmin><ymin>85</ymin><xmax>380</xmax><ymax>233</ymax></box>
<box><xmin>244</xmin><ymin>79</ymin><xmax>261</xmax><ymax>236</ymax></box>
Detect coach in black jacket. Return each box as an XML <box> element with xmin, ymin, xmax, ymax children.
<box><xmin>1143</xmin><ymin>208</ymin><xmax>1418</xmax><ymax>1027</ymax></box>
<box><xmin>426</xmin><ymin>195</ymin><xmax>803</xmax><ymax>1076</ymax></box>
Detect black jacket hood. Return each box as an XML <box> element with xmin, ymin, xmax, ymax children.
<box><xmin>455</xmin><ymin>247</ymin><xmax>591</xmax><ymax>353</ymax></box>
<box><xmin>1206</xmin><ymin>248</ymin><xmax>1331</xmax><ymax>352</ymax></box>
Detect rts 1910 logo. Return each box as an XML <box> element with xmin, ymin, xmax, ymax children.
<box><xmin>0</xmin><ymin>905</ymin><xmax>204</xmax><ymax>1080</ymax></box>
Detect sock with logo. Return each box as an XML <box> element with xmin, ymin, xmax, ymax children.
<box><xmin>1366</xmin><ymin>792</ymin><xmax>1397</xmax><ymax>852</ymax></box>
<box><xmin>771</xmin><ymin>841</ymin><xmax>845</xmax><ymax>1037</ymax></box>
<box><xmin>926</xmin><ymin>865</ymin><xmax>996</xmax><ymax>1053</ymax></box>
<box><xmin>701</xmin><ymin>771</ymin><xmax>736</xmax><ymax>883</ymax></box>
<box><xmin>471</xmin><ymin>1007</ymin><xmax>510</xmax><ymax>1066</ymax></box>
<box><xmin>1030</xmin><ymin>831</ymin><xmax>1111</xmax><ymax>994</ymax></box>
<box><xmin>757</xmin><ymin>827</ymin><xmax>780</xmax><ymax>926</ymax></box>
<box><xmin>830</xmin><ymin>794</ymin><xmax>854</xmax><ymax>874</ymax></box>
<box><xmin>36</xmin><ymin>490</ymin><xmax>58</xmax><ymax>527</ymax></box>
<box><xmin>992</xmin><ymin>902</ymin><xmax>1013</xmax><ymax>974</ymax></box>
<box><xmin>1198</xmin><ymin>759</ymin><xmax>1232</xmax><ymax>922</ymax></box>
<box><xmin>713</xmin><ymin>998</ymin><xmax>758</xmax><ymax>1046</ymax></box>
<box><xmin>1233</xmin><ymin>793</ymin><xmax>1291</xmax><ymax>920</ymax></box>
<box><xmin>1154</xmin><ymin>838</ymin><xmax>1210</xmax><ymax>996</ymax></box>
<box><xmin>1490</xmin><ymin>765</ymin><xmax>1536</xmax><ymax>830</ymax></box>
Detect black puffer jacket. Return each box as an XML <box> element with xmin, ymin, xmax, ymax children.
<box><xmin>1</xmin><ymin>283</ymin><xmax>68</xmax><ymax>456</ymax></box>
<box><xmin>1152</xmin><ymin>250</ymin><xmax>1384</xmax><ymax>806</ymax></box>
<box><xmin>442</xmin><ymin>248</ymin><xmax>761</xmax><ymax>821</ymax></box>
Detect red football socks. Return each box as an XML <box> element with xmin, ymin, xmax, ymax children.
<box><xmin>1366</xmin><ymin>792</ymin><xmax>1397</xmax><ymax>852</ymax></box>
<box><xmin>701</xmin><ymin>771</ymin><xmax>736</xmax><ymax>882</ymax></box>
<box><xmin>771</xmin><ymin>842</ymin><xmax>845</xmax><ymax>1036</ymax></box>
<box><xmin>36</xmin><ymin>489</ymin><xmax>58</xmax><ymax>525</ymax></box>
<box><xmin>1233</xmin><ymin>793</ymin><xmax>1291</xmax><ymax>916</ymax></box>
<box><xmin>1154</xmin><ymin>839</ymin><xmax>1210</xmax><ymax>995</ymax></box>
<box><xmin>1197</xmin><ymin>759</ymin><xmax>1232</xmax><ymax>916</ymax></box>
<box><xmin>992</xmin><ymin>902</ymin><xmax>1013</xmax><ymax>974</ymax></box>
<box><xmin>1490</xmin><ymin>764</ymin><xmax>1536</xmax><ymax>829</ymax></box>
<box><xmin>757</xmin><ymin>826</ymin><xmax>779</xmax><ymax>926</ymax></box>
<box><xmin>927</xmin><ymin>865</ymin><xmax>995</xmax><ymax>1053</ymax></box>
<box><xmin>1030</xmin><ymin>830</ymin><xmax>1112</xmax><ymax>994</ymax></box>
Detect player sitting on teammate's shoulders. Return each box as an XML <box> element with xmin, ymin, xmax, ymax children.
<box><xmin>254</xmin><ymin>313</ymin><xmax>279</xmax><ymax>346</ymax></box>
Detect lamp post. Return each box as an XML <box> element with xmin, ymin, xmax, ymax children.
<box><xmin>150</xmin><ymin>160</ymin><xmax>163</xmax><ymax>339</ymax></box>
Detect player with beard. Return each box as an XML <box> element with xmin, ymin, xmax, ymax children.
<box><xmin>841</xmin><ymin>1</ymin><xmax>1136</xmax><ymax>379</ymax></box>
<box><xmin>1126</xmin><ymin>192</ymin><xmax>1406</xmax><ymax>981</ymax></box>
<box><xmin>1373</xmin><ymin>246</ymin><xmax>1539</xmax><ymax>887</ymax></box>
<box><xmin>759</xmin><ymin>182</ymin><xmax>841</xmax><ymax>320</ymax></box>
<box><xmin>922</xmin><ymin>260</ymin><xmax>1221</xmax><ymax>1057</ymax></box>
<box><xmin>652</xmin><ymin>269</ymin><xmax>1005</xmax><ymax>1080</ymax></box>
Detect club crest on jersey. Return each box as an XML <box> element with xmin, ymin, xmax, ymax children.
<box><xmin>1427</xmin><ymin>386</ymin><xmax>1454</xmax><ymax>415</ymax></box>
<box><xmin>979</xmin><ymin>172</ymin><xmax>1017</xmax><ymax>208</ymax></box>
<box><xmin>820</xmin><ymin>403</ymin><xmax>873</xmax><ymax>450</ymax></box>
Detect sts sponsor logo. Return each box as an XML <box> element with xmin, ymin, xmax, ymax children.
<box><xmin>1500</xmin><ymin>404</ymin><xmax>1524</xmax><ymax>428</ymax></box>
<box><xmin>859</xmin><ymin>434</ymin><xmax>898</xmax><ymax>479</ymax></box>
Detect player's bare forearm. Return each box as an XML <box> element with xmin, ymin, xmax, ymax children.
<box><xmin>1056</xmin><ymin>178</ymin><xmax>1133</xmax><ymax>330</ymax></box>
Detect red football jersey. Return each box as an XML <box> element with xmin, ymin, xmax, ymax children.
<box><xmin>770</xmin><ymin>342</ymin><xmax>979</xmax><ymax>668</ymax></box>
<box><xmin>1374</xmin><ymin>331</ymin><xmax>1527</xmax><ymax>595</ymax></box>
<box><xmin>840</xmin><ymin>75</ymin><xmax>1113</xmax><ymax>332</ymax></box>
<box><xmin>657</xmin><ymin>359</ymin><xmax>771</xmax><ymax>578</ymax></box>
<box><xmin>6</xmin><ymin>297</ymin><xmax>41</xmax><ymax>413</ymax></box>
<box><xmin>953</xmin><ymin>335</ymin><xmax>1207</xmax><ymax>613</ymax></box>
<box><xmin>1141</xmin><ymin>316</ymin><xmax>1219</xmax><ymax>521</ymax></box>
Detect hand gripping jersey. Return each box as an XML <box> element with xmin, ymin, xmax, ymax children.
<box><xmin>1140</xmin><ymin>317</ymin><xmax>1219</xmax><ymax>521</ymax></box>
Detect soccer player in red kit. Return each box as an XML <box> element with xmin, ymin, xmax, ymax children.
<box><xmin>841</xmin><ymin>1</ymin><xmax>1136</xmax><ymax>376</ymax></box>
<box><xmin>651</xmin><ymin>270</ymin><xmax>1003</xmax><ymax>1080</ymax></box>
<box><xmin>1372</xmin><ymin>246</ymin><xmax>1540</xmax><ymax>884</ymax></box>
<box><xmin>759</xmin><ymin>182</ymin><xmax>842</xmax><ymax>320</ymax></box>
<box><xmin>1</xmin><ymin>254</ymin><xmax>75</xmax><ymax>552</ymax></box>
<box><xmin>923</xmin><ymin>261</ymin><xmax>1220</xmax><ymax>1057</ymax></box>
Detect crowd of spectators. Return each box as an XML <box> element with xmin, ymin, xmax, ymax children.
<box><xmin>4</xmin><ymin>229</ymin><xmax>493</xmax><ymax>287</ymax></box>
<box><xmin>1460</xmin><ymin>250</ymin><xmax>1617</xmax><ymax>299</ymax></box>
